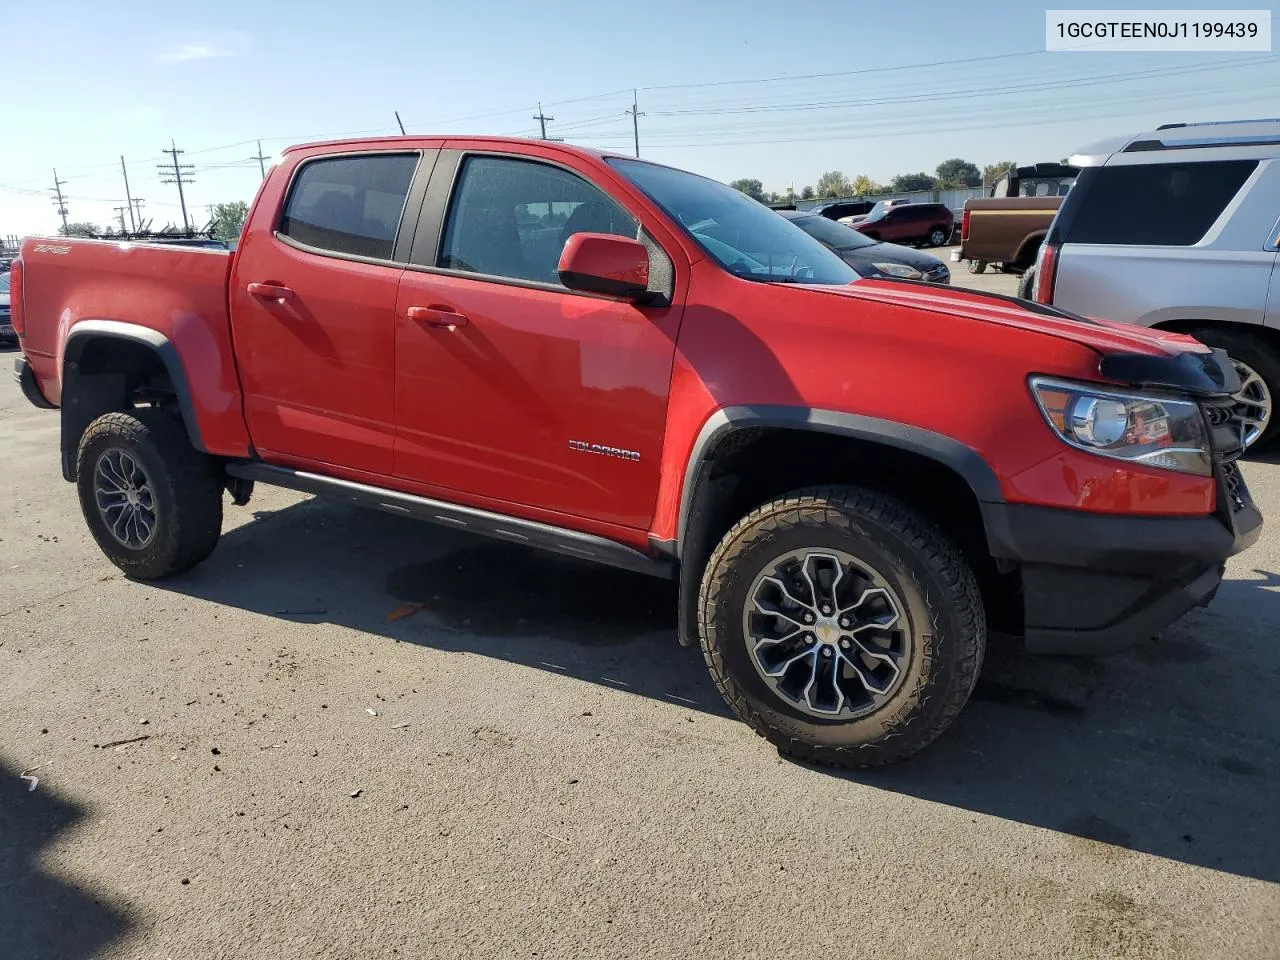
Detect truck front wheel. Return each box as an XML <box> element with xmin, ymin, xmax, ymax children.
<box><xmin>697</xmin><ymin>486</ymin><xmax>985</xmax><ymax>767</ymax></box>
<box><xmin>76</xmin><ymin>410</ymin><xmax>224</xmax><ymax>579</ymax></box>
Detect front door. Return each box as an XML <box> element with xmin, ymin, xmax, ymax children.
<box><xmin>229</xmin><ymin>151</ymin><xmax>420</xmax><ymax>474</ymax></box>
<box><xmin>392</xmin><ymin>151</ymin><xmax>682</xmax><ymax>530</ymax></box>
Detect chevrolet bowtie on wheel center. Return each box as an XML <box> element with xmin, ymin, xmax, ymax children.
<box><xmin>11</xmin><ymin>134</ymin><xmax>1262</xmax><ymax>767</ymax></box>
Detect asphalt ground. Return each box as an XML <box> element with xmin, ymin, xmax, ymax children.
<box><xmin>2</xmin><ymin>312</ymin><xmax>1278</xmax><ymax>959</ymax></box>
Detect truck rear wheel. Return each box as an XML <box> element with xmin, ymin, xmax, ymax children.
<box><xmin>76</xmin><ymin>410</ymin><xmax>223</xmax><ymax>579</ymax></box>
<box><xmin>697</xmin><ymin>486</ymin><xmax>985</xmax><ymax>767</ymax></box>
<box><xmin>1017</xmin><ymin>268</ymin><xmax>1035</xmax><ymax>300</ymax></box>
<box><xmin>967</xmin><ymin>260</ymin><xmax>987</xmax><ymax>274</ymax></box>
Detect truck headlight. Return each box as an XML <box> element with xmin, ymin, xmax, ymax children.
<box><xmin>1030</xmin><ymin>377</ymin><xmax>1212</xmax><ymax>476</ymax></box>
<box><xmin>871</xmin><ymin>262</ymin><xmax>923</xmax><ymax>280</ymax></box>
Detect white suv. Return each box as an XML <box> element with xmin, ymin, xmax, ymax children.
<box><xmin>1028</xmin><ymin>119</ymin><xmax>1280</xmax><ymax>449</ymax></box>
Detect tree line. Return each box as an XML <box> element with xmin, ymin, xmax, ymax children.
<box><xmin>729</xmin><ymin>159</ymin><xmax>1016</xmax><ymax>204</ymax></box>
<box><xmin>55</xmin><ymin>201</ymin><xmax>250</xmax><ymax>241</ymax></box>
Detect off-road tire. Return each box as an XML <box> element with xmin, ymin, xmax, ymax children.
<box><xmin>1017</xmin><ymin>267</ymin><xmax>1035</xmax><ymax>300</ymax></box>
<box><xmin>697</xmin><ymin>486</ymin><xmax>985</xmax><ymax>768</ymax></box>
<box><xmin>967</xmin><ymin>260</ymin><xmax>987</xmax><ymax>274</ymax></box>
<box><xmin>1181</xmin><ymin>325</ymin><xmax>1280</xmax><ymax>451</ymax></box>
<box><xmin>77</xmin><ymin>409</ymin><xmax>223</xmax><ymax>579</ymax></box>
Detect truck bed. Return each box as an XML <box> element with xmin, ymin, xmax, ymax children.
<box><xmin>18</xmin><ymin>238</ymin><xmax>234</xmax><ymax>407</ymax></box>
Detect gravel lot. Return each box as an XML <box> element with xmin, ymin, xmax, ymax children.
<box><xmin>3</xmin><ymin>328</ymin><xmax>1278</xmax><ymax>959</ymax></box>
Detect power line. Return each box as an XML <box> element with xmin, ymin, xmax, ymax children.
<box><xmin>158</xmin><ymin>140</ymin><xmax>195</xmax><ymax>232</ymax></box>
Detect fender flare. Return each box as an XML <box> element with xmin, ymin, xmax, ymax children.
<box><xmin>674</xmin><ymin>405</ymin><xmax>1004</xmax><ymax>558</ymax></box>
<box><xmin>60</xmin><ymin>320</ymin><xmax>205</xmax><ymax>479</ymax></box>
<box><xmin>1012</xmin><ymin>231</ymin><xmax>1047</xmax><ymax>268</ymax></box>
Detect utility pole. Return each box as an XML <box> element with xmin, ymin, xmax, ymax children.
<box><xmin>158</xmin><ymin>139</ymin><xmax>194</xmax><ymax>232</ymax></box>
<box><xmin>625</xmin><ymin>89</ymin><xmax>644</xmax><ymax>158</ymax></box>
<box><xmin>533</xmin><ymin>103</ymin><xmax>554</xmax><ymax>140</ymax></box>
<box><xmin>120</xmin><ymin>156</ymin><xmax>137</xmax><ymax>231</ymax></box>
<box><xmin>50</xmin><ymin>168</ymin><xmax>70</xmax><ymax>234</ymax></box>
<box><xmin>113</xmin><ymin>206</ymin><xmax>129</xmax><ymax>233</ymax></box>
<box><xmin>250</xmin><ymin>140</ymin><xmax>270</xmax><ymax>180</ymax></box>
<box><xmin>130</xmin><ymin>197</ymin><xmax>146</xmax><ymax>227</ymax></box>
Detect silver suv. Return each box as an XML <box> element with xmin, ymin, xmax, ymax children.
<box><xmin>1027</xmin><ymin>119</ymin><xmax>1280</xmax><ymax>449</ymax></box>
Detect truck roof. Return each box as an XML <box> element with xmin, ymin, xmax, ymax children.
<box><xmin>1070</xmin><ymin>117</ymin><xmax>1280</xmax><ymax>166</ymax></box>
<box><xmin>282</xmin><ymin>134</ymin><xmax>625</xmax><ymax>161</ymax></box>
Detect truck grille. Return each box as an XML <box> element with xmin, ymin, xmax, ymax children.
<box><xmin>1222</xmin><ymin>461</ymin><xmax>1247</xmax><ymax>513</ymax></box>
<box><xmin>1201</xmin><ymin>395</ymin><xmax>1249</xmax><ymax>516</ymax></box>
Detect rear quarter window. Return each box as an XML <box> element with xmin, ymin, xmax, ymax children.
<box><xmin>1056</xmin><ymin>159</ymin><xmax>1256</xmax><ymax>246</ymax></box>
<box><xmin>279</xmin><ymin>153</ymin><xmax>419</xmax><ymax>260</ymax></box>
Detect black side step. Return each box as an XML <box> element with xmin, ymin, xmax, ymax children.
<box><xmin>225</xmin><ymin>461</ymin><xmax>675</xmax><ymax>580</ymax></box>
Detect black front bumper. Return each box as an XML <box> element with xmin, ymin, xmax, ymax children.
<box><xmin>983</xmin><ymin>472</ymin><xmax>1262</xmax><ymax>655</ymax></box>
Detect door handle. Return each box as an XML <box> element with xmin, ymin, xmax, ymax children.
<box><xmin>247</xmin><ymin>282</ymin><xmax>296</xmax><ymax>302</ymax></box>
<box><xmin>407</xmin><ymin>305</ymin><xmax>468</xmax><ymax>330</ymax></box>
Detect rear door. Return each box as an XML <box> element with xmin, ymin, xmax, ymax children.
<box><xmin>1265</xmin><ymin>214</ymin><xmax>1280</xmax><ymax>327</ymax></box>
<box><xmin>1051</xmin><ymin>157</ymin><xmax>1270</xmax><ymax>324</ymax></box>
<box><xmin>229</xmin><ymin>151</ymin><xmax>429</xmax><ymax>474</ymax></box>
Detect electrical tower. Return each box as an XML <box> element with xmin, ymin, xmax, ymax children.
<box><xmin>533</xmin><ymin>103</ymin><xmax>554</xmax><ymax>140</ymax></box>
<box><xmin>50</xmin><ymin>168</ymin><xmax>70</xmax><ymax>234</ymax></box>
<box><xmin>625</xmin><ymin>90</ymin><xmax>644</xmax><ymax>158</ymax></box>
<box><xmin>250</xmin><ymin>140</ymin><xmax>270</xmax><ymax>180</ymax></box>
<box><xmin>158</xmin><ymin>140</ymin><xmax>195</xmax><ymax>232</ymax></box>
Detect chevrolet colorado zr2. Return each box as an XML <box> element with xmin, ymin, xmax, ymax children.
<box><xmin>10</xmin><ymin>137</ymin><xmax>1262</xmax><ymax>766</ymax></box>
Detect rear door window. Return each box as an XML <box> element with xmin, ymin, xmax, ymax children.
<box><xmin>280</xmin><ymin>153</ymin><xmax>419</xmax><ymax>260</ymax></box>
<box><xmin>1057</xmin><ymin>160</ymin><xmax>1256</xmax><ymax>246</ymax></box>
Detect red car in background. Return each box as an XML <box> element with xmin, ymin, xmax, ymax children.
<box><xmin>853</xmin><ymin>201</ymin><xmax>955</xmax><ymax>247</ymax></box>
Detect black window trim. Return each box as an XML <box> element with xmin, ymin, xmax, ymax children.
<box><xmin>272</xmin><ymin>148</ymin><xmax>433</xmax><ymax>268</ymax></box>
<box><xmin>405</xmin><ymin>148</ymin><xmax>675</xmax><ymax>305</ymax></box>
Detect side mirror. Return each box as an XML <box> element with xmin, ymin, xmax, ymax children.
<box><xmin>557</xmin><ymin>233</ymin><xmax>650</xmax><ymax>301</ymax></box>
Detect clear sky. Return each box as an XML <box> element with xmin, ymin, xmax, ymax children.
<box><xmin>3</xmin><ymin>0</ymin><xmax>1278</xmax><ymax>236</ymax></box>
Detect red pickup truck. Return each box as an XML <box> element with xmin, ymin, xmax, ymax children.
<box><xmin>10</xmin><ymin>136</ymin><xmax>1261</xmax><ymax>767</ymax></box>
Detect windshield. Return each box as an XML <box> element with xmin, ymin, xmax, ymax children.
<box><xmin>863</xmin><ymin>202</ymin><xmax>893</xmax><ymax>223</ymax></box>
<box><xmin>609</xmin><ymin>159</ymin><xmax>858</xmax><ymax>285</ymax></box>
<box><xmin>789</xmin><ymin>215</ymin><xmax>879</xmax><ymax>250</ymax></box>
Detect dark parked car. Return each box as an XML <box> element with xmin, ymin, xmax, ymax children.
<box><xmin>0</xmin><ymin>272</ymin><xmax>14</xmax><ymax>346</ymax></box>
<box><xmin>780</xmin><ymin>211</ymin><xmax>949</xmax><ymax>283</ymax></box>
<box><xmin>810</xmin><ymin>200</ymin><xmax>874</xmax><ymax>221</ymax></box>
<box><xmin>853</xmin><ymin>202</ymin><xmax>954</xmax><ymax>247</ymax></box>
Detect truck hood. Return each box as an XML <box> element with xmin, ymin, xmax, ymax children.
<box><xmin>798</xmin><ymin>279</ymin><xmax>1239</xmax><ymax>396</ymax></box>
<box><xmin>808</xmin><ymin>279</ymin><xmax>1203</xmax><ymax>358</ymax></box>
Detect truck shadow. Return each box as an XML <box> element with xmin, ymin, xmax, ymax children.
<box><xmin>159</xmin><ymin>497</ymin><xmax>1280</xmax><ymax>884</ymax></box>
<box><xmin>0</xmin><ymin>755</ymin><xmax>134</xmax><ymax>960</ymax></box>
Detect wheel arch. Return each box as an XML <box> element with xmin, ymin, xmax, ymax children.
<box><xmin>669</xmin><ymin>406</ymin><xmax>1015</xmax><ymax>646</ymax></box>
<box><xmin>1012</xmin><ymin>232</ymin><xmax>1046</xmax><ymax>269</ymax></box>
<box><xmin>61</xmin><ymin>320</ymin><xmax>204</xmax><ymax>481</ymax></box>
<box><xmin>1150</xmin><ymin>316</ymin><xmax>1280</xmax><ymax>349</ymax></box>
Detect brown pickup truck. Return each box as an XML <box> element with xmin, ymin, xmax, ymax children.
<box><xmin>958</xmin><ymin>163</ymin><xmax>1076</xmax><ymax>276</ymax></box>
